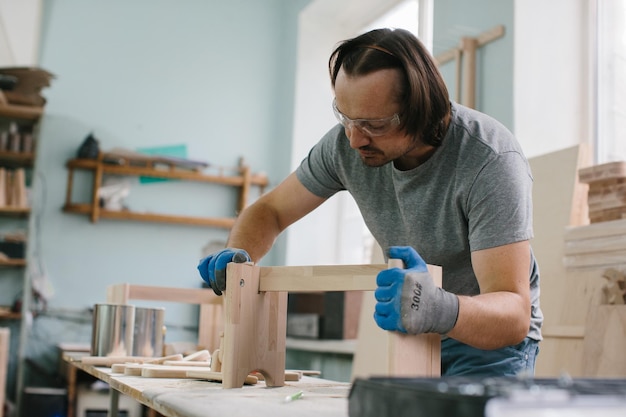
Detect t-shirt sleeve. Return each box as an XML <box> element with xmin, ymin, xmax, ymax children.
<box><xmin>467</xmin><ymin>150</ymin><xmax>534</xmax><ymax>251</ymax></box>
<box><xmin>295</xmin><ymin>126</ymin><xmax>346</xmax><ymax>198</ymax></box>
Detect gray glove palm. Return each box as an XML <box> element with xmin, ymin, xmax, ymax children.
<box><xmin>374</xmin><ymin>246</ymin><xmax>459</xmax><ymax>335</ymax></box>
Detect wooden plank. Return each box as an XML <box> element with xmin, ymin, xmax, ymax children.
<box><xmin>460</xmin><ymin>36</ymin><xmax>477</xmax><ymax>108</ymax></box>
<box><xmin>564</xmin><ymin>233</ymin><xmax>626</xmax><ymax>256</ymax></box>
<box><xmin>578</xmin><ymin>161</ymin><xmax>626</xmax><ymax>184</ymax></box>
<box><xmin>0</xmin><ymin>328</ymin><xmax>8</xmax><ymax>417</ymax></box>
<box><xmin>163</xmin><ymin>361</ymin><xmax>211</xmax><ymax>367</ymax></box>
<box><xmin>198</xmin><ymin>304</ymin><xmax>222</xmax><ymax>352</ymax></box>
<box><xmin>81</xmin><ymin>356</ymin><xmax>155</xmax><ymax>367</ymax></box>
<box><xmin>258</xmin><ymin>264</ymin><xmax>386</xmax><ymax>292</ymax></box>
<box><xmin>107</xmin><ymin>285</ymin><xmax>220</xmax><ymax>306</ymax></box>
<box><xmin>186</xmin><ymin>370</ymin><xmax>259</xmax><ymax>385</ymax></box>
<box><xmin>565</xmin><ymin>218</ymin><xmax>626</xmax><ymax>241</ymax></box>
<box><xmin>66</xmin><ymin>158</ymin><xmax>269</xmax><ymax>187</ymax></box>
<box><xmin>142</xmin><ymin>365</ymin><xmax>213</xmax><ymax>378</ymax></box>
<box><xmin>64</xmin><ymin>203</ymin><xmax>237</xmax><ymax>228</ymax></box>
<box><xmin>563</xmin><ymin>249</ymin><xmax>626</xmax><ymax>268</ymax></box>
<box><xmin>476</xmin><ymin>24</ymin><xmax>505</xmax><ymax>46</ymax></box>
<box><xmin>0</xmin><ymin>102</ymin><xmax>43</xmax><ymax>120</ymax></box>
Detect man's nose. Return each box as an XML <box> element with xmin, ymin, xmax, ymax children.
<box><xmin>345</xmin><ymin>124</ymin><xmax>370</xmax><ymax>148</ymax></box>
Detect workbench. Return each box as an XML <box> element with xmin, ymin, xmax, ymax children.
<box><xmin>63</xmin><ymin>352</ymin><xmax>351</xmax><ymax>417</ymax></box>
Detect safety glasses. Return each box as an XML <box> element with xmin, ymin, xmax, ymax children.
<box><xmin>332</xmin><ymin>98</ymin><xmax>401</xmax><ymax>137</ymax></box>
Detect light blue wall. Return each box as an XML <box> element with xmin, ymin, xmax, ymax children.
<box><xmin>433</xmin><ymin>0</ymin><xmax>514</xmax><ymax>130</ymax></box>
<box><xmin>11</xmin><ymin>0</ymin><xmax>309</xmax><ymax>394</ymax></box>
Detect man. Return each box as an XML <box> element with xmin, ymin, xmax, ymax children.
<box><xmin>198</xmin><ymin>28</ymin><xmax>542</xmax><ymax>377</ymax></box>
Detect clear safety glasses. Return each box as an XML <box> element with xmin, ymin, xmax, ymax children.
<box><xmin>332</xmin><ymin>98</ymin><xmax>401</xmax><ymax>137</ymax></box>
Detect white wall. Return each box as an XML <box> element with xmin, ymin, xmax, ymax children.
<box><xmin>0</xmin><ymin>0</ymin><xmax>41</xmax><ymax>66</ymax></box>
<box><xmin>286</xmin><ymin>0</ymin><xmax>407</xmax><ymax>266</ymax></box>
<box><xmin>514</xmin><ymin>0</ymin><xmax>593</xmax><ymax>158</ymax></box>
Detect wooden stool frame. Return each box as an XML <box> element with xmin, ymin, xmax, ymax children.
<box><xmin>220</xmin><ymin>262</ymin><xmax>442</xmax><ymax>389</ymax></box>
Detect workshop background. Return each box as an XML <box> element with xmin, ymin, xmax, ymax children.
<box><xmin>0</xmin><ymin>0</ymin><xmax>615</xmax><ymax>415</ymax></box>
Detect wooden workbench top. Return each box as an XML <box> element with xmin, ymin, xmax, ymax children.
<box><xmin>64</xmin><ymin>353</ymin><xmax>351</xmax><ymax>417</ymax></box>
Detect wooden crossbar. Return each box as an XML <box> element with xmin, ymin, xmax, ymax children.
<box><xmin>258</xmin><ymin>264</ymin><xmax>387</xmax><ymax>292</ymax></box>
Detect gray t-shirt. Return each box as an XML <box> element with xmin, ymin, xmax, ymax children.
<box><xmin>296</xmin><ymin>102</ymin><xmax>542</xmax><ymax>341</ymax></box>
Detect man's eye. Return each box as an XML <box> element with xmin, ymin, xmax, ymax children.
<box><xmin>363</xmin><ymin>122</ymin><xmax>387</xmax><ymax>132</ymax></box>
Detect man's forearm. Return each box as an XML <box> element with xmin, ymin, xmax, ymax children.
<box><xmin>226</xmin><ymin>203</ymin><xmax>283</xmax><ymax>263</ymax></box>
<box><xmin>447</xmin><ymin>292</ymin><xmax>530</xmax><ymax>350</ymax></box>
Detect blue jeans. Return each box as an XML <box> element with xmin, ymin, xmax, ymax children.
<box><xmin>441</xmin><ymin>337</ymin><xmax>540</xmax><ymax>377</ymax></box>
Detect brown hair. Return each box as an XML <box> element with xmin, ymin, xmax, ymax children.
<box><xmin>329</xmin><ymin>28</ymin><xmax>450</xmax><ymax>146</ymax></box>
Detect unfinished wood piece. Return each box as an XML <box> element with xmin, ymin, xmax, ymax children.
<box><xmin>258</xmin><ymin>264</ymin><xmax>386</xmax><ymax>292</ymax></box>
<box><xmin>181</xmin><ymin>350</ymin><xmax>210</xmax><ymax>362</ymax></box>
<box><xmin>528</xmin><ymin>144</ymin><xmax>592</xmax><ymax>377</ymax></box>
<box><xmin>0</xmin><ymin>168</ymin><xmax>6</xmax><ymax>207</ymax></box>
<box><xmin>222</xmin><ymin>260</ymin><xmax>441</xmax><ymax>389</ymax></box>
<box><xmin>434</xmin><ymin>25</ymin><xmax>505</xmax><ymax>109</ymax></box>
<box><xmin>124</xmin><ymin>363</ymin><xmax>149</xmax><ymax>376</ymax></box>
<box><xmin>141</xmin><ymin>365</ymin><xmax>213</xmax><ymax>378</ymax></box>
<box><xmin>582</xmin><ymin>305</ymin><xmax>626</xmax><ymax>376</ymax></box>
<box><xmin>460</xmin><ymin>37</ymin><xmax>477</xmax><ymax>108</ymax></box>
<box><xmin>80</xmin><ymin>356</ymin><xmax>154</xmax><ymax>367</ymax></box>
<box><xmin>210</xmin><ymin>350</ymin><xmax>221</xmax><ymax>372</ymax></box>
<box><xmin>351</xmin><ymin>255</ymin><xmax>442</xmax><ymax>380</ymax></box>
<box><xmin>111</xmin><ymin>363</ymin><xmax>126</xmax><ymax>373</ymax></box>
<box><xmin>222</xmin><ymin>263</ymin><xmax>288</xmax><ymax>388</ymax></box>
<box><xmin>106</xmin><ymin>284</ymin><xmax>223</xmax><ymax>352</ymax></box>
<box><xmin>210</xmin><ymin>333</ymin><xmax>224</xmax><ymax>372</ymax></box>
<box><xmin>163</xmin><ymin>360</ymin><xmax>211</xmax><ymax>367</ymax></box>
<box><xmin>0</xmin><ymin>328</ymin><xmax>8</xmax><ymax>417</ymax></box>
<box><xmin>578</xmin><ymin>161</ymin><xmax>626</xmax><ymax>222</ymax></box>
<box><xmin>186</xmin><ymin>370</ymin><xmax>258</xmax><ymax>385</ymax></box>
<box><xmin>251</xmin><ymin>371</ymin><xmax>301</xmax><ymax>382</ymax></box>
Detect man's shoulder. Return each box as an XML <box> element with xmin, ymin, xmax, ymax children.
<box><xmin>449</xmin><ymin>102</ymin><xmax>521</xmax><ymax>156</ymax></box>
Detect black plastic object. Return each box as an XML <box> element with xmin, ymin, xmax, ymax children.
<box><xmin>77</xmin><ymin>132</ymin><xmax>100</xmax><ymax>159</ymax></box>
<box><xmin>348</xmin><ymin>376</ymin><xmax>626</xmax><ymax>417</ymax></box>
<box><xmin>0</xmin><ymin>74</ymin><xmax>17</xmax><ymax>90</ymax></box>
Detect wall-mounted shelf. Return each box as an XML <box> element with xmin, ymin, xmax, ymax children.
<box><xmin>0</xmin><ymin>307</ymin><xmax>21</xmax><ymax>320</ymax></box>
<box><xmin>0</xmin><ymin>151</ymin><xmax>34</xmax><ymax>167</ymax></box>
<box><xmin>0</xmin><ymin>101</ymin><xmax>43</xmax><ymax>121</ymax></box>
<box><xmin>0</xmin><ymin>207</ymin><xmax>30</xmax><ymax>217</ymax></box>
<box><xmin>0</xmin><ymin>258</ymin><xmax>26</xmax><ymax>267</ymax></box>
<box><xmin>63</xmin><ymin>152</ymin><xmax>269</xmax><ymax>228</ymax></box>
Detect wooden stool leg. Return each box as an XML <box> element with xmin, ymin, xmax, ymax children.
<box><xmin>387</xmin><ymin>262</ymin><xmax>442</xmax><ymax>377</ymax></box>
<box><xmin>221</xmin><ymin>263</ymin><xmax>287</xmax><ymax>388</ymax></box>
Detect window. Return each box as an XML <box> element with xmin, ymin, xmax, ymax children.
<box><xmin>596</xmin><ymin>0</ymin><xmax>626</xmax><ymax>163</ymax></box>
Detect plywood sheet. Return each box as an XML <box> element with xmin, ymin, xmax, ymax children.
<box><xmin>528</xmin><ymin>144</ymin><xmax>592</xmax><ymax>377</ymax></box>
<box><xmin>583</xmin><ymin>305</ymin><xmax>626</xmax><ymax>376</ymax></box>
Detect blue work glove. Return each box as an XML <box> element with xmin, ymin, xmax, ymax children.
<box><xmin>197</xmin><ymin>248</ymin><xmax>250</xmax><ymax>296</ymax></box>
<box><xmin>374</xmin><ymin>246</ymin><xmax>459</xmax><ymax>335</ymax></box>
